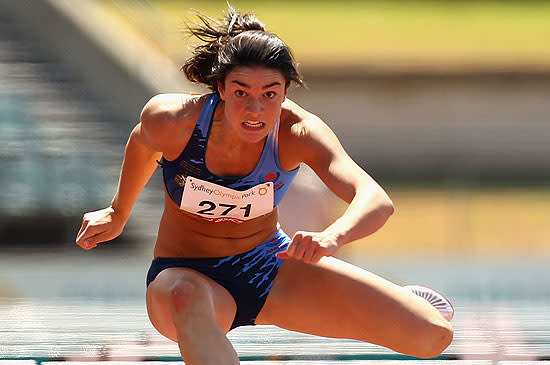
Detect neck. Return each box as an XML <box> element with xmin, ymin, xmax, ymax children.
<box><xmin>206</xmin><ymin>106</ymin><xmax>266</xmax><ymax>177</ymax></box>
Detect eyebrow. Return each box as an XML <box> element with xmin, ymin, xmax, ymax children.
<box><xmin>231</xmin><ymin>80</ymin><xmax>282</xmax><ymax>89</ymax></box>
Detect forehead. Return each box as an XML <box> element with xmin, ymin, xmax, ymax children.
<box><xmin>225</xmin><ymin>66</ymin><xmax>285</xmax><ymax>87</ymax></box>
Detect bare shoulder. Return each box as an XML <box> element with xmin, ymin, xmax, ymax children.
<box><xmin>281</xmin><ymin>98</ymin><xmax>332</xmax><ymax>138</ymax></box>
<box><xmin>280</xmin><ymin>99</ymin><xmax>374</xmax><ymax>204</ymax></box>
<box><xmin>280</xmin><ymin>98</ymin><xmax>339</xmax><ymax>168</ymax></box>
<box><xmin>140</xmin><ymin>93</ymin><xmax>204</xmax><ymax>131</ymax></box>
<box><xmin>139</xmin><ymin>93</ymin><xmax>207</xmax><ymax>154</ymax></box>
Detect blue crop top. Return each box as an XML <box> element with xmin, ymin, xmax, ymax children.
<box><xmin>160</xmin><ymin>93</ymin><xmax>300</xmax><ymax>209</ymax></box>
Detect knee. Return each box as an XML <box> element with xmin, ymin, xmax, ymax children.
<box><xmin>169</xmin><ymin>278</ymin><xmax>196</xmax><ymax>312</ymax></box>
<box><xmin>168</xmin><ymin>276</ymin><xmax>212</xmax><ymax>314</ymax></box>
<box><xmin>413</xmin><ymin>320</ymin><xmax>454</xmax><ymax>359</ymax></box>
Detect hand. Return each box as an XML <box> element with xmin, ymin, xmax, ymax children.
<box><xmin>75</xmin><ymin>206</ymin><xmax>125</xmax><ymax>250</ymax></box>
<box><xmin>276</xmin><ymin>231</ymin><xmax>341</xmax><ymax>264</ymax></box>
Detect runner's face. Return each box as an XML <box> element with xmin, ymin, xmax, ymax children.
<box><xmin>218</xmin><ymin>66</ymin><xmax>288</xmax><ymax>143</ymax></box>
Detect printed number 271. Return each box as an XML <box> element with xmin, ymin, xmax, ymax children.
<box><xmin>197</xmin><ymin>200</ymin><xmax>252</xmax><ymax>217</ymax></box>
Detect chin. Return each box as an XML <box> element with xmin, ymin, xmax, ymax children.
<box><xmin>236</xmin><ymin>130</ymin><xmax>267</xmax><ymax>144</ymax></box>
<box><xmin>241</xmin><ymin>135</ymin><xmax>266</xmax><ymax>144</ymax></box>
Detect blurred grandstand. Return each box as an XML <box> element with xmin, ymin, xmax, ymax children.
<box><xmin>0</xmin><ymin>0</ymin><xmax>169</xmax><ymax>247</ymax></box>
<box><xmin>0</xmin><ymin>0</ymin><xmax>549</xmax><ymax>250</ymax></box>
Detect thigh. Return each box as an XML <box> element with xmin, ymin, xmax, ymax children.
<box><xmin>146</xmin><ymin>267</ymin><xmax>237</xmax><ymax>341</ymax></box>
<box><xmin>256</xmin><ymin>257</ymin><xmax>446</xmax><ymax>348</ymax></box>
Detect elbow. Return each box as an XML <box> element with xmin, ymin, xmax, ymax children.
<box><xmin>385</xmin><ymin>196</ymin><xmax>395</xmax><ymax>217</ymax></box>
<box><xmin>377</xmin><ymin>190</ymin><xmax>395</xmax><ymax>221</ymax></box>
<box><xmin>356</xmin><ymin>183</ymin><xmax>394</xmax><ymax>223</ymax></box>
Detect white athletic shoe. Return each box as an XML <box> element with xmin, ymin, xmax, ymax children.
<box><xmin>404</xmin><ymin>285</ymin><xmax>454</xmax><ymax>322</ymax></box>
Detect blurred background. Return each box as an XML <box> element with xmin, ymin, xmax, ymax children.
<box><xmin>0</xmin><ymin>0</ymin><xmax>549</xmax><ymax>361</ymax></box>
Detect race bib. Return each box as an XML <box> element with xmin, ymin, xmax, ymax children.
<box><xmin>181</xmin><ymin>176</ymin><xmax>274</xmax><ymax>223</ymax></box>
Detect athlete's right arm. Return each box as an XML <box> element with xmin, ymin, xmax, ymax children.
<box><xmin>75</xmin><ymin>94</ymin><xmax>192</xmax><ymax>250</ymax></box>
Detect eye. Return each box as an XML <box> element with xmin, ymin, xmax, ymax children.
<box><xmin>235</xmin><ymin>90</ymin><xmax>246</xmax><ymax>97</ymax></box>
<box><xmin>265</xmin><ymin>91</ymin><xmax>276</xmax><ymax>99</ymax></box>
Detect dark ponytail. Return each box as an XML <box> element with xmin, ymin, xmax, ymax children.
<box><xmin>182</xmin><ymin>4</ymin><xmax>304</xmax><ymax>91</ymax></box>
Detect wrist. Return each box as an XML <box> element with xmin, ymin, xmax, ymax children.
<box><xmin>109</xmin><ymin>199</ymin><xmax>131</xmax><ymax>224</ymax></box>
<box><xmin>323</xmin><ymin>226</ymin><xmax>347</xmax><ymax>248</ymax></box>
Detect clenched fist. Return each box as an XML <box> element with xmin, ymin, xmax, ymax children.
<box><xmin>276</xmin><ymin>231</ymin><xmax>341</xmax><ymax>264</ymax></box>
<box><xmin>75</xmin><ymin>206</ymin><xmax>125</xmax><ymax>250</ymax></box>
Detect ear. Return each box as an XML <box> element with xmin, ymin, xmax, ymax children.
<box><xmin>217</xmin><ymin>80</ymin><xmax>226</xmax><ymax>100</ymax></box>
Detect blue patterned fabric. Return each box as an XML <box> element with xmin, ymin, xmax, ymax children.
<box><xmin>146</xmin><ymin>230</ymin><xmax>290</xmax><ymax>329</ymax></box>
<box><xmin>160</xmin><ymin>93</ymin><xmax>299</xmax><ymax>209</ymax></box>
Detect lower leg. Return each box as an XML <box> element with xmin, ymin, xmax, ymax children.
<box><xmin>170</xmin><ymin>281</ymin><xmax>239</xmax><ymax>365</ymax></box>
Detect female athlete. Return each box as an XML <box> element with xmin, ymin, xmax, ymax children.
<box><xmin>76</xmin><ymin>5</ymin><xmax>454</xmax><ymax>364</ymax></box>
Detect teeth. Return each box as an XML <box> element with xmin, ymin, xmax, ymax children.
<box><xmin>243</xmin><ymin>121</ymin><xmax>264</xmax><ymax>128</ymax></box>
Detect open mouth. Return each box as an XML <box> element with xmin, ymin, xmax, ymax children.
<box><xmin>242</xmin><ymin>120</ymin><xmax>265</xmax><ymax>129</ymax></box>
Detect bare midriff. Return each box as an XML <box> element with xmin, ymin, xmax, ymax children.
<box><xmin>154</xmin><ymin>191</ymin><xmax>280</xmax><ymax>258</ymax></box>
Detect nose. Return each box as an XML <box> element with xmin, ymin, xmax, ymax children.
<box><xmin>246</xmin><ymin>97</ymin><xmax>263</xmax><ymax>114</ymax></box>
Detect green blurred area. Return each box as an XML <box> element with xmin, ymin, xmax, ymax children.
<box><xmin>105</xmin><ymin>0</ymin><xmax>550</xmax><ymax>72</ymax></box>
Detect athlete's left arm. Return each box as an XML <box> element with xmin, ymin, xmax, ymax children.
<box><xmin>278</xmin><ymin>114</ymin><xmax>394</xmax><ymax>263</ymax></box>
